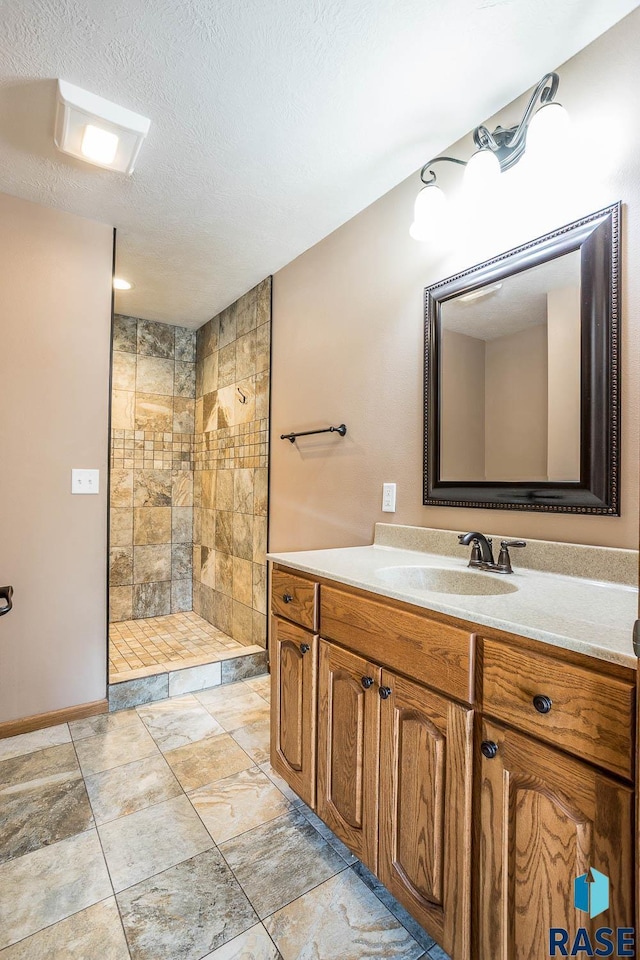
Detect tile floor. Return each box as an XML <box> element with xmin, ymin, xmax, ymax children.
<box><xmin>0</xmin><ymin>675</ymin><xmax>449</xmax><ymax>960</ymax></box>
<box><xmin>109</xmin><ymin>612</ymin><xmax>255</xmax><ymax>683</ymax></box>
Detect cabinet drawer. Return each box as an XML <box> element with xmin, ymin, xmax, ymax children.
<box><xmin>271</xmin><ymin>568</ymin><xmax>318</xmax><ymax>631</ymax></box>
<box><xmin>481</xmin><ymin>638</ymin><xmax>634</xmax><ymax>779</ymax></box>
<box><xmin>320</xmin><ymin>585</ymin><xmax>474</xmax><ymax>703</ymax></box>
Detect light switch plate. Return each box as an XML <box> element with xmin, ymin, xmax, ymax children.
<box><xmin>382</xmin><ymin>482</ymin><xmax>396</xmax><ymax>512</ymax></box>
<box><xmin>72</xmin><ymin>469</ymin><xmax>100</xmax><ymax>495</ymax></box>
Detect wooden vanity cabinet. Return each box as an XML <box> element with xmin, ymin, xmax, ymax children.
<box><xmin>476</xmin><ymin>718</ymin><xmax>634</xmax><ymax>960</ymax></box>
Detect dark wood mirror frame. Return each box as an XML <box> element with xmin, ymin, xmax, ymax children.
<box><xmin>423</xmin><ymin>202</ymin><xmax>621</xmax><ymax>514</ymax></box>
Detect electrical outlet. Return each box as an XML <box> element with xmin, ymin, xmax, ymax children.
<box><xmin>382</xmin><ymin>482</ymin><xmax>396</xmax><ymax>512</ymax></box>
<box><xmin>72</xmin><ymin>469</ymin><xmax>100</xmax><ymax>495</ymax></box>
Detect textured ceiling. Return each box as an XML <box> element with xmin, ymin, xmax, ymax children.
<box><xmin>0</xmin><ymin>0</ymin><xmax>636</xmax><ymax>328</ymax></box>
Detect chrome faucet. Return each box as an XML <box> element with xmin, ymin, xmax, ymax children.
<box><xmin>458</xmin><ymin>532</ymin><xmax>526</xmax><ymax>574</ymax></box>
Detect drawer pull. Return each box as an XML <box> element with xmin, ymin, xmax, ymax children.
<box><xmin>379</xmin><ymin>686</ymin><xmax>392</xmax><ymax>700</ymax></box>
<box><xmin>533</xmin><ymin>694</ymin><xmax>553</xmax><ymax>714</ymax></box>
<box><xmin>481</xmin><ymin>740</ymin><xmax>498</xmax><ymax>759</ymax></box>
<box><xmin>300</xmin><ymin>643</ymin><xmax>310</xmax><ymax>655</ymax></box>
<box><xmin>361</xmin><ymin>676</ymin><xmax>374</xmax><ymax>689</ymax></box>
<box><xmin>282</xmin><ymin>593</ymin><xmax>294</xmax><ymax>604</ymax></box>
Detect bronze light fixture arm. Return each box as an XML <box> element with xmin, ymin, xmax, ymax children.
<box><xmin>420</xmin><ymin>156</ymin><xmax>467</xmax><ymax>186</ymax></box>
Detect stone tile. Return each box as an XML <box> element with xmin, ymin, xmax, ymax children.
<box><xmin>201</xmin><ymin>546</ymin><xmax>216</xmax><ymax>588</ymax></box>
<box><xmin>195</xmin><ymin>680</ymin><xmax>249</xmax><ymax>707</ymax></box>
<box><xmin>133</xmin><ymin>507</ymin><xmax>171</xmax><ymax>546</ymax></box>
<box><xmin>205</xmin><ymin>689</ymin><xmax>270</xmax><ymax>732</ymax></box>
<box><xmin>109</xmin><ymin>585</ymin><xmax>133</xmax><ymax>622</ymax></box>
<box><xmin>202</xmin><ymin>352</ymin><xmax>218</xmax><ymax>395</ymax></box>
<box><xmin>190</xmin><ymin>766</ymin><xmax>289</xmax><ymax>844</ymax></box>
<box><xmin>133</xmin><ymin>580</ymin><xmax>171</xmax><ymax>620</ymax></box>
<box><xmin>204</xmin><ymin>923</ymin><xmax>280</xmax><ymax>960</ymax></box>
<box><xmin>112</xmin><ymin>389</ymin><xmax>135</xmax><ymax>430</ymax></box>
<box><xmin>253</xmin><ymin>563</ymin><xmax>267</xmax><ymax>614</ymax></box>
<box><xmin>70</xmin><ymin>708</ymin><xmax>141</xmax><ymax>741</ymax></box>
<box><xmin>99</xmin><ymin>794</ymin><xmax>212</xmax><ymax>892</ymax></box>
<box><xmin>203</xmin><ymin>390</ymin><xmax>218</xmax><ymax>432</ymax></box>
<box><xmin>0</xmin><ymin>897</ymin><xmax>130</xmax><ymax>960</ymax></box>
<box><xmin>136</xmin><ymin>355</ymin><xmax>174</xmax><ymax>395</ymax></box>
<box><xmin>351</xmin><ymin>861</ymin><xmax>439</xmax><ymax>954</ymax></box>
<box><xmin>235</xmin><ymin>377</ymin><xmax>256</xmax><ymax>425</ymax></box>
<box><xmin>85</xmin><ymin>753</ymin><xmax>181</xmax><ymax>825</ymax></box>
<box><xmin>110</xmin><ymin>469</ymin><xmax>134</xmax><ymax>508</ymax></box>
<box><xmin>254</xmin><ymin>466</ymin><xmax>268</xmax><ymax>516</ymax></box>
<box><xmin>137</xmin><ymin>696</ymin><xmax>224</xmax><ymax>752</ymax></box>
<box><xmin>201</xmin><ymin>469</ymin><xmax>216</xmax><ymax>508</ymax></box>
<box><xmin>220</xmin><ymin>809</ymin><xmax>345</xmax><ymax>920</ymax></box>
<box><xmin>201</xmin><ymin>508</ymin><xmax>216</xmax><ymax>548</ymax></box>
<box><xmin>197</xmin><ymin>317</ymin><xmax>218</xmax><ymax>360</ymax></box>
<box><xmin>164</xmin><ymin>733</ymin><xmax>253</xmax><ymax>791</ymax></box>
<box><xmin>110</xmin><ymin>508</ymin><xmax>133</xmax><ymax>547</ymax></box>
<box><xmin>215</xmin><ymin>470</ymin><xmax>234</xmax><ymax>510</ymax></box>
<box><xmin>233</xmin><ymin>556</ymin><xmax>253</xmax><ymax>606</ymax></box>
<box><xmin>0</xmin><ymin>776</ymin><xmax>93</xmax><ymax>864</ymax></box>
<box><xmin>0</xmin><ymin>723</ymin><xmax>70</xmax><ymax>763</ymax></box>
<box><xmin>0</xmin><ymin>742</ymin><xmax>80</xmax><ymax>791</ymax></box>
<box><xmin>137</xmin><ymin>319</ymin><xmax>175</xmax><ymax>358</ymax></box>
<box><xmin>168</xmin><ymin>661</ymin><xmax>221</xmax><ymax>697</ymax></box>
<box><xmin>117</xmin><ymin>848</ymin><xmax>257</xmax><ymax>960</ymax></box>
<box><xmin>109</xmin><ymin>673</ymin><xmax>169</xmax><ymax>711</ymax></box>
<box><xmin>172</xmin><ymin>506</ymin><xmax>193</xmax><ymax>543</ymax></box>
<box><xmin>258</xmin><ymin>762</ymin><xmax>299</xmax><ymax>803</ymax></box>
<box><xmin>216</xmin><ymin>551</ymin><xmax>233</xmax><ymax>596</ymax></box>
<box><xmin>74</xmin><ymin>719</ymin><xmax>159</xmax><ymax>777</ymax></box>
<box><xmin>112</xmin><ymin>350</ymin><xmax>136</xmax><ymax>391</ymax></box>
<box><xmin>0</xmin><ymin>830</ymin><xmax>112</xmax><ymax>950</ymax></box>
<box><xmin>236</xmin><ymin>331</ymin><xmax>256</xmax><ymax>382</ymax></box>
<box><xmin>134</xmin><ymin>394</ymin><xmax>173</xmax><ymax>432</ymax></box>
<box><xmin>215</xmin><ymin>510</ymin><xmax>233</xmax><ymax>555</ymax></box>
<box><xmin>233</xmin><ymin>468</ymin><xmax>254</xmax><ymax>514</ymax></box>
<box><xmin>133</xmin><ymin>544</ymin><xmax>172</xmax><ymax>582</ymax></box>
<box><xmin>243</xmin><ymin>674</ymin><xmax>270</xmax><ymax>700</ymax></box>
<box><xmin>232</xmin><ymin>513</ymin><xmax>254</xmax><ymax>561</ymax></box>
<box><xmin>134</xmin><ymin>469</ymin><xmax>172</xmax><ymax>507</ymax></box>
<box><xmin>256</xmin><ymin>279</ymin><xmax>271</xmax><ymax>323</ymax></box>
<box><xmin>264</xmin><ymin>869</ymin><xmax>424</xmax><ymax>960</ymax></box>
<box><xmin>173</xmin><ymin>396</ymin><xmax>195</xmax><ymax>433</ymax></box>
<box><xmin>231</xmin><ymin>719</ymin><xmax>270</xmax><ymax>765</ymax></box>
<box><xmin>195</xmin><ymin>396</ymin><xmax>204</xmax><ymax>434</ymax></box>
<box><xmin>427</xmin><ymin>944</ymin><xmax>451</xmax><ymax>960</ymax></box>
<box><xmin>293</xmin><ymin>800</ymin><xmax>357</xmax><ymax>866</ymax></box>
<box><xmin>219</xmin><ymin>308</ymin><xmax>237</xmax><ymax>350</ymax></box>
<box><xmin>216</xmin><ymin>384</ymin><xmax>236</xmax><ymax>429</ymax></box>
<box><xmin>253</xmin><ymin>516</ymin><xmax>268</xmax><ymax>564</ymax></box>
<box><xmin>232</xmin><ymin>600</ymin><xmax>254</xmax><ymax>644</ymax></box>
<box><xmin>171</xmin><ymin>469</ymin><xmax>193</xmax><ymax>506</ymax></box>
<box><xmin>256</xmin><ymin>321</ymin><xmax>271</xmax><ymax>373</ymax></box>
<box><xmin>110</xmin><ymin>546</ymin><xmax>133</xmax><ymax>586</ymax></box>
<box><xmin>174</xmin><ymin>360</ymin><xmax>196</xmax><ymax>398</ymax></box>
<box><xmin>255</xmin><ymin>368</ymin><xmax>269</xmax><ymax>419</ymax></box>
<box><xmin>253</xmin><ymin>609</ymin><xmax>268</xmax><ymax>648</ymax></box>
<box><xmin>222</xmin><ymin>651</ymin><xmax>269</xmax><ymax>683</ymax></box>
<box><xmin>172</xmin><ymin>542</ymin><xmax>192</xmax><ymax>579</ymax></box>
<box><xmin>175</xmin><ymin>326</ymin><xmax>196</xmax><ymax>362</ymax></box>
<box><xmin>113</xmin><ymin>314</ymin><xmax>137</xmax><ymax>353</ymax></box>
<box><xmin>218</xmin><ymin>342</ymin><xmax>236</xmax><ymax>388</ymax></box>
<box><xmin>171</xmin><ymin>578</ymin><xmax>192</xmax><ymax>612</ymax></box>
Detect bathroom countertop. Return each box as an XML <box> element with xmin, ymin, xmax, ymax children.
<box><xmin>267</xmin><ymin>542</ymin><xmax>638</xmax><ymax>670</ymax></box>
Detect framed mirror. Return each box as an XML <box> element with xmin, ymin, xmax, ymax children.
<box><xmin>423</xmin><ymin>202</ymin><xmax>620</xmax><ymax>514</ymax></box>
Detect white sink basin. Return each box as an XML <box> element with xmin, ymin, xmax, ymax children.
<box><xmin>374</xmin><ymin>565</ymin><xmax>518</xmax><ymax>596</ymax></box>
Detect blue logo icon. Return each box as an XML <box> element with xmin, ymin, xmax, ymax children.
<box><xmin>574</xmin><ymin>868</ymin><xmax>609</xmax><ymax>920</ymax></box>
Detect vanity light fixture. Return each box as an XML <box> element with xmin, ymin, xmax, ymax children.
<box><xmin>410</xmin><ymin>73</ymin><xmax>569</xmax><ymax>240</ymax></box>
<box><xmin>113</xmin><ymin>278</ymin><xmax>133</xmax><ymax>291</ymax></box>
<box><xmin>55</xmin><ymin>80</ymin><xmax>151</xmax><ymax>175</ymax></box>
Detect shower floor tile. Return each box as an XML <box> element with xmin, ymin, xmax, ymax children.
<box><xmin>109</xmin><ymin>612</ymin><xmax>253</xmax><ymax>683</ymax></box>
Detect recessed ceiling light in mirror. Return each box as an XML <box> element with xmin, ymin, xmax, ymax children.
<box><xmin>113</xmin><ymin>278</ymin><xmax>133</xmax><ymax>291</ymax></box>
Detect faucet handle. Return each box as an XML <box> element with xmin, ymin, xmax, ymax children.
<box><xmin>500</xmin><ymin>540</ymin><xmax>526</xmax><ymax>549</ymax></box>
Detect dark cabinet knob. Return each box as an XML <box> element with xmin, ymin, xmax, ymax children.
<box><xmin>533</xmin><ymin>694</ymin><xmax>552</xmax><ymax>714</ymax></box>
<box><xmin>379</xmin><ymin>686</ymin><xmax>392</xmax><ymax>700</ymax></box>
<box><xmin>361</xmin><ymin>676</ymin><xmax>374</xmax><ymax>689</ymax></box>
<box><xmin>282</xmin><ymin>593</ymin><xmax>293</xmax><ymax>604</ymax></box>
<box><xmin>481</xmin><ymin>740</ymin><xmax>498</xmax><ymax>759</ymax></box>
<box><xmin>299</xmin><ymin>643</ymin><xmax>310</xmax><ymax>655</ymax></box>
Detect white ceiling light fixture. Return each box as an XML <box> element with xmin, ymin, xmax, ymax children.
<box><xmin>411</xmin><ymin>73</ymin><xmax>570</xmax><ymax>240</ymax></box>
<box><xmin>113</xmin><ymin>278</ymin><xmax>133</xmax><ymax>290</ymax></box>
<box><xmin>55</xmin><ymin>80</ymin><xmax>151</xmax><ymax>175</ymax></box>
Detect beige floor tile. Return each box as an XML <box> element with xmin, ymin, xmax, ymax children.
<box><xmin>85</xmin><ymin>753</ymin><xmax>182</xmax><ymax>824</ymax></box>
<box><xmin>230</xmin><ymin>719</ymin><xmax>271</xmax><ymax>764</ymax></box>
<box><xmin>203</xmin><ymin>922</ymin><xmax>280</xmax><ymax>960</ymax></box>
<box><xmin>137</xmin><ymin>696</ymin><xmax>224</xmax><ymax>751</ymax></box>
<box><xmin>0</xmin><ymin>724</ymin><xmax>71</xmax><ymax>763</ymax></box>
<box><xmin>164</xmin><ymin>734</ymin><xmax>253</xmax><ymax>791</ymax></box>
<box><xmin>190</xmin><ymin>767</ymin><xmax>290</xmax><ymax>843</ymax></box>
<box><xmin>242</xmin><ymin>675</ymin><xmax>271</xmax><ymax>701</ymax></box>
<box><xmin>74</xmin><ymin>720</ymin><xmax>159</xmax><ymax>777</ymax></box>
<box><xmin>0</xmin><ymin>897</ymin><xmax>130</xmax><ymax>959</ymax></box>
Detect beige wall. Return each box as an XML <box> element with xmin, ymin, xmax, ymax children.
<box><xmin>0</xmin><ymin>193</ymin><xmax>113</xmax><ymax>723</ymax></box>
<box><xmin>547</xmin><ymin>287</ymin><xmax>582</xmax><ymax>481</ymax></box>
<box><xmin>271</xmin><ymin>9</ymin><xmax>640</xmax><ymax>551</ymax></box>
<box><xmin>485</xmin><ymin>324</ymin><xmax>548</xmax><ymax>482</ymax></box>
<box><xmin>440</xmin><ymin>329</ymin><xmax>485</xmax><ymax>481</ymax></box>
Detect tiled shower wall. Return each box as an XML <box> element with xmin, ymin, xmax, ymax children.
<box><xmin>193</xmin><ymin>278</ymin><xmax>271</xmax><ymax>648</ymax></box>
<box><xmin>109</xmin><ymin>316</ymin><xmax>196</xmax><ymax>622</ymax></box>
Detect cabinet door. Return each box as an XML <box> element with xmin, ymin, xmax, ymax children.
<box><xmin>317</xmin><ymin>639</ymin><xmax>381</xmax><ymax>872</ymax></box>
<box><xmin>379</xmin><ymin>671</ymin><xmax>473</xmax><ymax>960</ymax></box>
<box><xmin>478</xmin><ymin>718</ymin><xmax>634</xmax><ymax>960</ymax></box>
<box><xmin>270</xmin><ymin>617</ymin><xmax>317</xmax><ymax>809</ymax></box>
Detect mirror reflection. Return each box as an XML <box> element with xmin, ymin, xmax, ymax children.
<box><xmin>439</xmin><ymin>250</ymin><xmax>581</xmax><ymax>483</ymax></box>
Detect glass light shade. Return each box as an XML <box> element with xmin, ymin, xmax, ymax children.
<box><xmin>113</xmin><ymin>277</ymin><xmax>132</xmax><ymax>290</ymax></box>
<box><xmin>409</xmin><ymin>184</ymin><xmax>447</xmax><ymax>241</ymax></box>
<box><xmin>525</xmin><ymin>102</ymin><xmax>570</xmax><ymax>159</ymax></box>
<box><xmin>81</xmin><ymin>124</ymin><xmax>119</xmax><ymax>164</ymax></box>
<box><xmin>463</xmin><ymin>148</ymin><xmax>501</xmax><ymax>193</ymax></box>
